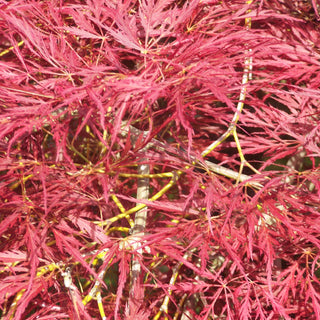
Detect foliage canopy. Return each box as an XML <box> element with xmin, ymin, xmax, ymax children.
<box><xmin>0</xmin><ymin>0</ymin><xmax>320</xmax><ymax>319</ymax></box>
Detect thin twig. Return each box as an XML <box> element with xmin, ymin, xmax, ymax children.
<box><xmin>153</xmin><ymin>249</ymin><xmax>196</xmax><ymax>320</ymax></box>
<box><xmin>201</xmin><ymin>0</ymin><xmax>256</xmax><ymax>183</ymax></box>
<box><xmin>120</xmin><ymin>123</ymin><xmax>263</xmax><ymax>189</ymax></box>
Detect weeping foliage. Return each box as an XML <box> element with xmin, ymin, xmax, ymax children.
<box><xmin>0</xmin><ymin>0</ymin><xmax>320</xmax><ymax>319</ymax></box>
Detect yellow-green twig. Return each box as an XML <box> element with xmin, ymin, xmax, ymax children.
<box><xmin>200</xmin><ymin>0</ymin><xmax>258</xmax><ymax>183</ymax></box>
<box><xmin>118</xmin><ymin>172</ymin><xmax>174</xmax><ymax>179</ymax></box>
<box><xmin>0</xmin><ymin>40</ymin><xmax>24</xmax><ymax>57</ymax></box>
<box><xmin>153</xmin><ymin>249</ymin><xmax>195</xmax><ymax>320</ymax></box>
<box><xmin>96</xmin><ymin>171</ymin><xmax>181</xmax><ymax>227</ymax></box>
<box><xmin>97</xmin><ymin>291</ymin><xmax>107</xmax><ymax>320</ymax></box>
<box><xmin>82</xmin><ymin>255</ymin><xmax>113</xmax><ymax>307</ymax></box>
<box><xmin>7</xmin><ymin>262</ymin><xmax>61</xmax><ymax>319</ymax></box>
<box><xmin>111</xmin><ymin>193</ymin><xmax>134</xmax><ymax>227</ymax></box>
<box><xmin>119</xmin><ymin>123</ymin><xmax>262</xmax><ymax>187</ymax></box>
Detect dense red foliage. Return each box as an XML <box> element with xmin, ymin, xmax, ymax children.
<box><xmin>0</xmin><ymin>0</ymin><xmax>320</xmax><ymax>319</ymax></box>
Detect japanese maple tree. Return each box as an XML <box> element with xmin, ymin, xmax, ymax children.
<box><xmin>0</xmin><ymin>0</ymin><xmax>320</xmax><ymax>319</ymax></box>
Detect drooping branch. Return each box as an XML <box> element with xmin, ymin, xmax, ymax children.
<box><xmin>120</xmin><ymin>123</ymin><xmax>263</xmax><ymax>189</ymax></box>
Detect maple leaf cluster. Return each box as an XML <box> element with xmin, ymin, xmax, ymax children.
<box><xmin>0</xmin><ymin>0</ymin><xmax>319</xmax><ymax>319</ymax></box>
